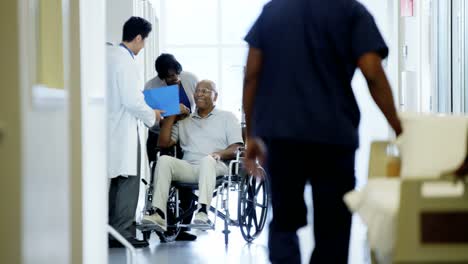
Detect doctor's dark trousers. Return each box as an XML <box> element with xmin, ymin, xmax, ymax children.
<box><xmin>264</xmin><ymin>139</ymin><xmax>356</xmax><ymax>264</ymax></box>
<box><xmin>108</xmin><ymin>135</ymin><xmax>141</xmax><ymax>239</ymax></box>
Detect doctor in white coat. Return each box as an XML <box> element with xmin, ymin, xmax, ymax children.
<box><xmin>107</xmin><ymin>16</ymin><xmax>163</xmax><ymax>248</ymax></box>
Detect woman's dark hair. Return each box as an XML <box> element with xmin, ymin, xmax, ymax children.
<box><xmin>155</xmin><ymin>53</ymin><xmax>183</xmax><ymax>79</ymax></box>
<box><xmin>122</xmin><ymin>16</ymin><xmax>152</xmax><ymax>42</ymax></box>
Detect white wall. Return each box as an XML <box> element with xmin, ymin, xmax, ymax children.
<box><xmin>80</xmin><ymin>0</ymin><xmax>107</xmax><ymax>263</ymax></box>
<box><xmin>106</xmin><ymin>0</ymin><xmax>133</xmax><ymax>45</ymax></box>
<box><xmin>21</xmin><ymin>109</ymin><xmax>71</xmax><ymax>264</ymax></box>
<box><xmin>107</xmin><ymin>0</ymin><xmax>160</xmax><ymax>81</ymax></box>
<box><xmin>19</xmin><ymin>0</ymin><xmax>70</xmax><ymax>262</ymax></box>
<box><xmin>400</xmin><ymin>0</ymin><xmax>432</xmax><ymax>112</ymax></box>
<box><xmin>18</xmin><ymin>0</ymin><xmax>107</xmax><ymax>263</ymax></box>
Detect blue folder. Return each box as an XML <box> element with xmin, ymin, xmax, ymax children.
<box><xmin>143</xmin><ymin>84</ymin><xmax>180</xmax><ymax>117</ymax></box>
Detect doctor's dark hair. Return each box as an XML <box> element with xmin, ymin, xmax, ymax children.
<box><xmin>122</xmin><ymin>16</ymin><xmax>152</xmax><ymax>42</ymax></box>
<box><xmin>155</xmin><ymin>53</ymin><xmax>183</xmax><ymax>79</ymax></box>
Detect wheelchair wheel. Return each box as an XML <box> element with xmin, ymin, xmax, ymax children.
<box><xmin>237</xmin><ymin>166</ymin><xmax>269</xmax><ymax>242</ymax></box>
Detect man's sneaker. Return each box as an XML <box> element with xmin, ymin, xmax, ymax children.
<box><xmin>142</xmin><ymin>213</ymin><xmax>167</xmax><ymax>232</ymax></box>
<box><xmin>193</xmin><ymin>212</ymin><xmax>211</xmax><ymax>225</ymax></box>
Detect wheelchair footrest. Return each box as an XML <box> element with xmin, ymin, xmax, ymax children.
<box><xmin>136</xmin><ymin>223</ymin><xmax>166</xmax><ymax>233</ymax></box>
<box><xmin>136</xmin><ymin>223</ymin><xmax>157</xmax><ymax>232</ymax></box>
<box><xmin>182</xmin><ymin>223</ymin><xmax>214</xmax><ymax>231</ymax></box>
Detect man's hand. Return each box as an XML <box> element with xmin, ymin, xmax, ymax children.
<box><xmin>245</xmin><ymin>137</ymin><xmax>267</xmax><ymax>178</ymax></box>
<box><xmin>177</xmin><ymin>104</ymin><xmax>190</xmax><ymax>120</ymax></box>
<box><xmin>211</xmin><ymin>152</ymin><xmax>221</xmax><ymax>161</ymax></box>
<box><xmin>179</xmin><ymin>104</ymin><xmax>190</xmax><ymax>115</ymax></box>
<box><xmin>154</xmin><ymin>109</ymin><xmax>165</xmax><ymax>122</ymax></box>
<box><xmin>358</xmin><ymin>52</ymin><xmax>402</xmax><ymax>137</ymax></box>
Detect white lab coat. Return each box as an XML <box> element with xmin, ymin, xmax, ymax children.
<box><xmin>107</xmin><ymin>45</ymin><xmax>156</xmax><ymax>179</ymax></box>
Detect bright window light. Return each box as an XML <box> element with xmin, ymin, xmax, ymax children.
<box><xmin>160</xmin><ymin>0</ymin><xmax>269</xmax><ymax>119</ymax></box>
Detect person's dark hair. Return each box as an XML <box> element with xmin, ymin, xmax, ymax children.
<box><xmin>122</xmin><ymin>16</ymin><xmax>152</xmax><ymax>42</ymax></box>
<box><xmin>155</xmin><ymin>53</ymin><xmax>183</xmax><ymax>79</ymax></box>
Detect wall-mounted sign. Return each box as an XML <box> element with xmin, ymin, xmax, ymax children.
<box><xmin>401</xmin><ymin>0</ymin><xmax>414</xmax><ymax>17</ymax></box>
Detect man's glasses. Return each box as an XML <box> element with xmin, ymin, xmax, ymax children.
<box><xmin>195</xmin><ymin>88</ymin><xmax>215</xmax><ymax>95</ymax></box>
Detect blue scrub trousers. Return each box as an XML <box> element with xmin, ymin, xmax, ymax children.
<box><xmin>264</xmin><ymin>139</ymin><xmax>356</xmax><ymax>264</ymax></box>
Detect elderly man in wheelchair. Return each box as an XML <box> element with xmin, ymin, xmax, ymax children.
<box><xmin>140</xmin><ymin>80</ymin><xmax>269</xmax><ymax>244</ymax></box>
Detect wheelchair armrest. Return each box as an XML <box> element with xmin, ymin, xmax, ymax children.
<box><xmin>236</xmin><ymin>146</ymin><xmax>246</xmax><ymax>160</ymax></box>
<box><xmin>157</xmin><ymin>145</ymin><xmax>180</xmax><ymax>158</ymax></box>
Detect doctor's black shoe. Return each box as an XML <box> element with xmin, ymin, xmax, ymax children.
<box><xmin>127</xmin><ymin>237</ymin><xmax>149</xmax><ymax>248</ymax></box>
<box><xmin>109</xmin><ymin>239</ymin><xmax>124</xmax><ymax>248</ymax></box>
<box><xmin>175</xmin><ymin>231</ymin><xmax>197</xmax><ymax>241</ymax></box>
<box><xmin>109</xmin><ymin>237</ymin><xmax>149</xmax><ymax>248</ymax></box>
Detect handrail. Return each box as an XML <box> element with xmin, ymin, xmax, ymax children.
<box><xmin>107</xmin><ymin>225</ymin><xmax>136</xmax><ymax>264</ymax></box>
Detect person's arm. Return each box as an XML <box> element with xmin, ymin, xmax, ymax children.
<box><xmin>358</xmin><ymin>52</ymin><xmax>402</xmax><ymax>136</ymax></box>
<box><xmin>211</xmin><ymin>143</ymin><xmax>243</xmax><ymax>161</ymax></box>
<box><xmin>157</xmin><ymin>115</ymin><xmax>177</xmax><ymax>148</ymax></box>
<box><xmin>147</xmin><ymin>111</ymin><xmax>163</xmax><ymax>133</ymax></box>
<box><xmin>243</xmin><ymin>47</ymin><xmax>263</xmax><ymax>140</ymax></box>
<box><xmin>242</xmin><ymin>48</ymin><xmax>267</xmax><ymax>169</ymax></box>
<box><xmin>243</xmin><ymin>12</ymin><xmax>267</xmax><ymax>169</ymax></box>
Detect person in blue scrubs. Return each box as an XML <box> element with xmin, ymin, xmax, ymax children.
<box><xmin>243</xmin><ymin>1</ymin><xmax>402</xmax><ymax>263</ymax></box>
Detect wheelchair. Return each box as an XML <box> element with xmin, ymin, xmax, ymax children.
<box><xmin>137</xmin><ymin>145</ymin><xmax>270</xmax><ymax>245</ymax></box>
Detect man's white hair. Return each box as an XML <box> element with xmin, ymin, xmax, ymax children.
<box><xmin>197</xmin><ymin>79</ymin><xmax>217</xmax><ymax>93</ymax></box>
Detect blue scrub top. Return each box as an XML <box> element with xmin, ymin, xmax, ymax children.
<box><xmin>179</xmin><ymin>84</ymin><xmax>191</xmax><ymax>111</ymax></box>
<box><xmin>245</xmin><ymin>0</ymin><xmax>388</xmax><ymax>148</ymax></box>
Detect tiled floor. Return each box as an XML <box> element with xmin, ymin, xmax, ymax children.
<box><xmin>109</xmin><ymin>186</ymin><xmax>370</xmax><ymax>264</ymax></box>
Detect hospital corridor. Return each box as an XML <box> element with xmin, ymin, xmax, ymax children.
<box><xmin>1</xmin><ymin>0</ymin><xmax>468</xmax><ymax>264</ymax></box>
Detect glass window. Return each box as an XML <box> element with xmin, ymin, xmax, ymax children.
<box><xmin>164</xmin><ymin>0</ymin><xmax>218</xmax><ymax>45</ymax></box>
<box><xmin>433</xmin><ymin>0</ymin><xmax>452</xmax><ymax>113</ymax></box>
<box><xmin>463</xmin><ymin>0</ymin><xmax>468</xmax><ymax>112</ymax></box>
<box><xmin>433</xmin><ymin>0</ymin><xmax>468</xmax><ymax>113</ymax></box>
<box><xmin>220</xmin><ymin>48</ymin><xmax>248</xmax><ymax>120</ymax></box>
<box><xmin>160</xmin><ymin>0</ymin><xmax>267</xmax><ymax>115</ymax></box>
<box><xmin>220</xmin><ymin>0</ymin><xmax>268</xmax><ymax>45</ymax></box>
<box><xmin>165</xmin><ymin>47</ymin><xmax>219</xmax><ymax>85</ymax></box>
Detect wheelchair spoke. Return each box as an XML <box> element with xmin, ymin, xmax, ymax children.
<box><xmin>246</xmin><ymin>196</ymin><xmax>265</xmax><ymax>209</ymax></box>
<box><xmin>247</xmin><ymin>179</ymin><xmax>255</xmax><ymax>195</ymax></box>
<box><xmin>247</xmin><ymin>210</ymin><xmax>253</xmax><ymax>235</ymax></box>
<box><xmin>241</xmin><ymin>200</ymin><xmax>253</xmax><ymax>224</ymax></box>
<box><xmin>248</xmin><ymin>182</ymin><xmax>255</xmax><ymax>199</ymax></box>
<box><xmin>244</xmin><ymin>204</ymin><xmax>254</xmax><ymax>222</ymax></box>
<box><xmin>244</xmin><ymin>198</ymin><xmax>255</xmax><ymax>234</ymax></box>
<box><xmin>255</xmin><ymin>181</ymin><xmax>263</xmax><ymax>195</ymax></box>
<box><xmin>252</xmin><ymin>207</ymin><xmax>259</xmax><ymax>231</ymax></box>
<box><xmin>237</xmin><ymin>166</ymin><xmax>269</xmax><ymax>243</ymax></box>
